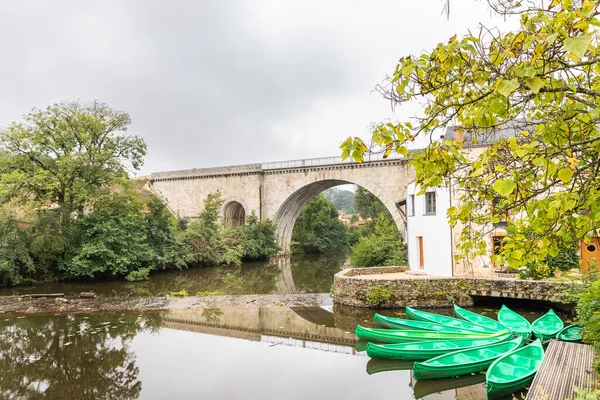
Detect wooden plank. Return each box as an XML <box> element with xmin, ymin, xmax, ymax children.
<box><xmin>527</xmin><ymin>340</ymin><xmax>595</xmax><ymax>400</ymax></box>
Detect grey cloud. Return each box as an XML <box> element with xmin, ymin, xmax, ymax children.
<box><xmin>0</xmin><ymin>1</ymin><xmax>517</xmax><ymax>174</ymax></box>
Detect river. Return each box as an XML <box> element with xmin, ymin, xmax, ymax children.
<box><xmin>0</xmin><ymin>252</ymin><xmax>558</xmax><ymax>400</ymax></box>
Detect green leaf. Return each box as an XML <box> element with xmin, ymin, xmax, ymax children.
<box><xmin>341</xmin><ymin>149</ymin><xmax>350</xmax><ymax>160</ymax></box>
<box><xmin>563</xmin><ymin>33</ymin><xmax>594</xmax><ymax>59</ymax></box>
<box><xmin>525</xmin><ymin>77</ymin><xmax>544</xmax><ymax>94</ymax></box>
<box><xmin>558</xmin><ymin>168</ymin><xmax>574</xmax><ymax>183</ymax></box>
<box><xmin>493</xmin><ymin>180</ymin><xmax>517</xmax><ymax>196</ymax></box>
<box><xmin>496</xmin><ymin>79</ymin><xmax>520</xmax><ymax>97</ymax></box>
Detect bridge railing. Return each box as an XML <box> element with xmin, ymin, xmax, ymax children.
<box><xmin>261</xmin><ymin>152</ymin><xmax>406</xmax><ymax>170</ymax></box>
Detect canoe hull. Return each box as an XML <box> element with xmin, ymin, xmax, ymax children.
<box><xmin>557</xmin><ymin>325</ymin><xmax>582</xmax><ymax>343</ymax></box>
<box><xmin>413</xmin><ymin>337</ymin><xmax>523</xmax><ymax>380</ymax></box>
<box><xmin>497</xmin><ymin>305</ymin><xmax>532</xmax><ymax>339</ymax></box>
<box><xmin>532</xmin><ymin>309</ymin><xmax>563</xmax><ymax>341</ymax></box>
<box><xmin>406</xmin><ymin>306</ymin><xmax>496</xmax><ymax>333</ymax></box>
<box><xmin>374</xmin><ymin>313</ymin><xmax>473</xmax><ymax>333</ymax></box>
<box><xmin>355</xmin><ymin>325</ymin><xmax>497</xmax><ymax>344</ymax></box>
<box><xmin>366</xmin><ymin>335</ymin><xmax>511</xmax><ymax>360</ymax></box>
<box><xmin>453</xmin><ymin>304</ymin><xmax>508</xmax><ymax>333</ymax></box>
<box><xmin>487</xmin><ymin>376</ymin><xmax>534</xmax><ymax>400</ymax></box>
<box><xmin>485</xmin><ymin>339</ymin><xmax>544</xmax><ymax>400</ymax></box>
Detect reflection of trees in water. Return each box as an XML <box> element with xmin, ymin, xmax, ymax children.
<box><xmin>218</xmin><ymin>264</ymin><xmax>281</xmax><ymax>295</ymax></box>
<box><xmin>120</xmin><ymin>262</ymin><xmax>281</xmax><ymax>296</ymax></box>
<box><xmin>290</xmin><ymin>250</ymin><xmax>348</xmax><ymax>293</ymax></box>
<box><xmin>202</xmin><ymin>308</ymin><xmax>224</xmax><ymax>324</ymax></box>
<box><xmin>0</xmin><ymin>312</ymin><xmax>163</xmax><ymax>400</ymax></box>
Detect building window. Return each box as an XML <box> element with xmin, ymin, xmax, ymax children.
<box><xmin>409</xmin><ymin>195</ymin><xmax>415</xmax><ymax>216</ymax></box>
<box><xmin>425</xmin><ymin>192</ymin><xmax>436</xmax><ymax>215</ymax></box>
<box><xmin>492</xmin><ymin>236</ymin><xmax>505</xmax><ymax>255</ymax></box>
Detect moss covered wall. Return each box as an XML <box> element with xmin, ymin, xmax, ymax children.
<box><xmin>332</xmin><ymin>268</ymin><xmax>578</xmax><ymax>308</ymax></box>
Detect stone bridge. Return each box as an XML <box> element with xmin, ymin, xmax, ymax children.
<box><xmin>150</xmin><ymin>154</ymin><xmax>413</xmax><ymax>251</ymax></box>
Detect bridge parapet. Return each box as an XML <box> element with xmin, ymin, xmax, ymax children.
<box><xmin>151</xmin><ymin>163</ymin><xmax>262</xmax><ymax>181</ymax></box>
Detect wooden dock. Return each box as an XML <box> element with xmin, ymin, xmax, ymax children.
<box><xmin>526</xmin><ymin>340</ymin><xmax>596</xmax><ymax>400</ymax></box>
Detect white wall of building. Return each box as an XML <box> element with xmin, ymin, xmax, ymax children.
<box><xmin>406</xmin><ymin>182</ymin><xmax>453</xmax><ymax>276</ymax></box>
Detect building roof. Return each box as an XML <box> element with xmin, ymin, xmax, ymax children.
<box><xmin>444</xmin><ymin>120</ymin><xmax>529</xmax><ymax>146</ymax></box>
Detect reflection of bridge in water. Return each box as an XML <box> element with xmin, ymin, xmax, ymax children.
<box><xmin>163</xmin><ymin>306</ymin><xmax>486</xmax><ymax>399</ymax></box>
<box><xmin>163</xmin><ymin>306</ymin><xmax>357</xmax><ymax>355</ymax></box>
<box><xmin>273</xmin><ymin>256</ymin><xmax>297</xmax><ymax>295</ymax></box>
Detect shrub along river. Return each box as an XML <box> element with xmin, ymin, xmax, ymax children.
<box><xmin>0</xmin><ymin>252</ymin><xmax>558</xmax><ymax>400</ymax></box>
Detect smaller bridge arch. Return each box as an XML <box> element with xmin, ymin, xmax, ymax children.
<box><xmin>222</xmin><ymin>198</ymin><xmax>248</xmax><ymax>228</ymax></box>
<box><xmin>273</xmin><ymin>178</ymin><xmax>404</xmax><ymax>252</ymax></box>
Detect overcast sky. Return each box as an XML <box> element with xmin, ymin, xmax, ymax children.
<box><xmin>0</xmin><ymin>1</ymin><xmax>517</xmax><ymax>175</ymax></box>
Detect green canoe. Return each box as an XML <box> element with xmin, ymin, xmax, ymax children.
<box><xmin>406</xmin><ymin>306</ymin><xmax>497</xmax><ymax>334</ymax></box>
<box><xmin>497</xmin><ymin>305</ymin><xmax>532</xmax><ymax>339</ymax></box>
<box><xmin>532</xmin><ymin>309</ymin><xmax>564</xmax><ymax>340</ymax></box>
<box><xmin>557</xmin><ymin>324</ymin><xmax>582</xmax><ymax>342</ymax></box>
<box><xmin>374</xmin><ymin>313</ymin><xmax>474</xmax><ymax>333</ymax></box>
<box><xmin>366</xmin><ymin>359</ymin><xmax>414</xmax><ymax>375</ymax></box>
<box><xmin>365</xmin><ymin>334</ymin><xmax>511</xmax><ymax>360</ymax></box>
<box><xmin>413</xmin><ymin>374</ymin><xmax>486</xmax><ymax>399</ymax></box>
<box><xmin>355</xmin><ymin>325</ymin><xmax>499</xmax><ymax>344</ymax></box>
<box><xmin>453</xmin><ymin>304</ymin><xmax>508</xmax><ymax>333</ymax></box>
<box><xmin>413</xmin><ymin>336</ymin><xmax>523</xmax><ymax>380</ymax></box>
<box><xmin>486</xmin><ymin>339</ymin><xmax>544</xmax><ymax>399</ymax></box>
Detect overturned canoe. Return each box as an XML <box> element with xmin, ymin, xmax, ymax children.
<box><xmin>365</xmin><ymin>334</ymin><xmax>511</xmax><ymax>360</ymax></box>
<box><xmin>532</xmin><ymin>309</ymin><xmax>564</xmax><ymax>340</ymax></box>
<box><xmin>355</xmin><ymin>325</ymin><xmax>499</xmax><ymax>344</ymax></box>
<box><xmin>486</xmin><ymin>339</ymin><xmax>544</xmax><ymax>399</ymax></box>
<box><xmin>497</xmin><ymin>305</ymin><xmax>532</xmax><ymax>339</ymax></box>
<box><xmin>413</xmin><ymin>336</ymin><xmax>523</xmax><ymax>380</ymax></box>
<box><xmin>406</xmin><ymin>306</ymin><xmax>497</xmax><ymax>334</ymax></box>
<box><xmin>453</xmin><ymin>304</ymin><xmax>508</xmax><ymax>333</ymax></box>
<box><xmin>557</xmin><ymin>324</ymin><xmax>582</xmax><ymax>343</ymax></box>
<box><xmin>374</xmin><ymin>313</ymin><xmax>474</xmax><ymax>333</ymax></box>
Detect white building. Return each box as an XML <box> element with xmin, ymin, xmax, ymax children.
<box><xmin>405</xmin><ymin>182</ymin><xmax>453</xmax><ymax>276</ymax></box>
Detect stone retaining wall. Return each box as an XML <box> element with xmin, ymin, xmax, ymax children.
<box><xmin>332</xmin><ymin>268</ymin><xmax>578</xmax><ymax>308</ymax></box>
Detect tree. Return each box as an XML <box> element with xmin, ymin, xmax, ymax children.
<box><xmin>291</xmin><ymin>194</ymin><xmax>348</xmax><ymax>253</ymax></box>
<box><xmin>353</xmin><ymin>187</ymin><xmax>388</xmax><ymax>220</ymax></box>
<box><xmin>323</xmin><ymin>188</ymin><xmax>356</xmax><ymax>213</ymax></box>
<box><xmin>350</xmin><ymin>213</ymin><xmax>407</xmax><ymax>268</ymax></box>
<box><xmin>342</xmin><ymin>0</ymin><xmax>600</xmax><ymax>268</ymax></box>
<box><xmin>0</xmin><ymin>100</ymin><xmax>146</xmax><ymax>267</ymax></box>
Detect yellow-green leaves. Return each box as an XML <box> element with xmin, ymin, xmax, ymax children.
<box><xmin>563</xmin><ymin>32</ymin><xmax>594</xmax><ymax>59</ymax></box>
<box><xmin>496</xmin><ymin>79</ymin><xmax>520</xmax><ymax>97</ymax></box>
<box><xmin>558</xmin><ymin>167</ymin><xmax>574</xmax><ymax>183</ymax></box>
<box><xmin>525</xmin><ymin>77</ymin><xmax>544</xmax><ymax>94</ymax></box>
<box><xmin>493</xmin><ymin>179</ymin><xmax>516</xmax><ymax>196</ymax></box>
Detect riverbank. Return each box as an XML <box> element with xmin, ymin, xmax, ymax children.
<box><xmin>0</xmin><ymin>293</ymin><xmax>332</xmax><ymax>316</ymax></box>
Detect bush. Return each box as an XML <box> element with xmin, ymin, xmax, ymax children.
<box><xmin>126</xmin><ymin>267</ymin><xmax>151</xmax><ymax>282</ymax></box>
<box><xmin>544</xmin><ymin>244</ymin><xmax>580</xmax><ymax>272</ymax></box>
<box><xmin>62</xmin><ymin>189</ymin><xmax>153</xmax><ymax>279</ymax></box>
<box><xmin>230</xmin><ymin>213</ymin><xmax>279</xmax><ymax>261</ymax></box>
<box><xmin>365</xmin><ymin>285</ymin><xmax>395</xmax><ymax>306</ymax></box>
<box><xmin>518</xmin><ymin>262</ymin><xmax>552</xmax><ymax>280</ymax></box>
<box><xmin>180</xmin><ymin>192</ymin><xmax>242</xmax><ymax>267</ymax></box>
<box><xmin>196</xmin><ymin>290</ymin><xmax>221</xmax><ymax>296</ymax></box>
<box><xmin>350</xmin><ymin>213</ymin><xmax>407</xmax><ymax>268</ymax></box>
<box><xmin>0</xmin><ymin>211</ymin><xmax>35</xmax><ymax>285</ymax></box>
<box><xmin>574</xmin><ymin>271</ymin><xmax>600</xmax><ymax>373</ymax></box>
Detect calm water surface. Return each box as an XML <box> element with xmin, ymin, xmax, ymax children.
<box><xmin>0</xmin><ymin>252</ymin><xmax>347</xmax><ymax>297</ymax></box>
<box><xmin>1</xmin><ymin>305</ymin><xmax>560</xmax><ymax>400</ymax></box>
<box><xmin>0</xmin><ymin>250</ymin><xmax>567</xmax><ymax>399</ymax></box>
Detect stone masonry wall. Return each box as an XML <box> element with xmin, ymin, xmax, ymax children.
<box><xmin>332</xmin><ymin>268</ymin><xmax>579</xmax><ymax>309</ymax></box>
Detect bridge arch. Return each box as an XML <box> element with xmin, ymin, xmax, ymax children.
<box><xmin>222</xmin><ymin>199</ymin><xmax>247</xmax><ymax>228</ymax></box>
<box><xmin>273</xmin><ymin>178</ymin><xmax>404</xmax><ymax>252</ymax></box>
